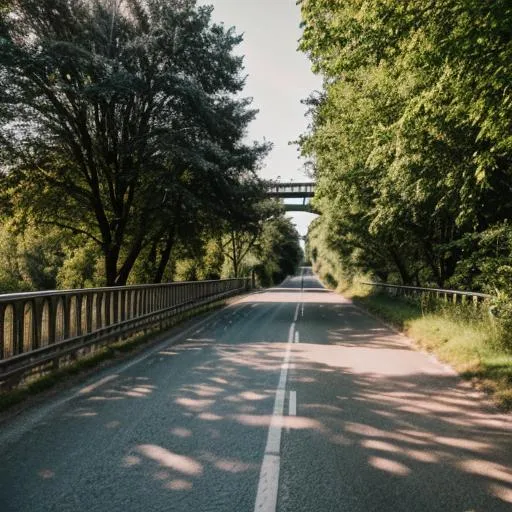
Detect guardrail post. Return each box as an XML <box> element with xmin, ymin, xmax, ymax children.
<box><xmin>112</xmin><ymin>291</ymin><xmax>119</xmax><ymax>325</ymax></box>
<box><xmin>63</xmin><ymin>295</ymin><xmax>71</xmax><ymax>340</ymax></box>
<box><xmin>48</xmin><ymin>297</ymin><xmax>57</xmax><ymax>344</ymax></box>
<box><xmin>0</xmin><ymin>304</ymin><xmax>5</xmax><ymax>359</ymax></box>
<box><xmin>85</xmin><ymin>293</ymin><xmax>93</xmax><ymax>333</ymax></box>
<box><xmin>33</xmin><ymin>298</ymin><xmax>45</xmax><ymax>350</ymax></box>
<box><xmin>14</xmin><ymin>302</ymin><xmax>23</xmax><ymax>356</ymax></box>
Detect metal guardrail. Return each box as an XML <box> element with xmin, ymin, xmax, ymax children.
<box><xmin>360</xmin><ymin>282</ymin><xmax>492</xmax><ymax>305</ymax></box>
<box><xmin>0</xmin><ymin>278</ymin><xmax>250</xmax><ymax>389</ymax></box>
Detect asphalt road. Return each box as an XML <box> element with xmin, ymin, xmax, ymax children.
<box><xmin>1</xmin><ymin>268</ymin><xmax>511</xmax><ymax>511</ymax></box>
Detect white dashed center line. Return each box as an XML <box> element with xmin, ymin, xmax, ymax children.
<box><xmin>254</xmin><ymin>303</ymin><xmax>298</xmax><ymax>512</ymax></box>
<box><xmin>289</xmin><ymin>391</ymin><xmax>297</xmax><ymax>416</ymax></box>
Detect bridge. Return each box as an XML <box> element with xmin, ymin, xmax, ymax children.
<box><xmin>267</xmin><ymin>181</ymin><xmax>316</xmax><ymax>212</ymax></box>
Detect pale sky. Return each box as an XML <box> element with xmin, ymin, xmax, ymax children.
<box><xmin>197</xmin><ymin>0</ymin><xmax>321</xmax><ymax>238</ymax></box>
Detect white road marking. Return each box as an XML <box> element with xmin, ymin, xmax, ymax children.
<box><xmin>288</xmin><ymin>323</ymin><xmax>295</xmax><ymax>343</ymax></box>
<box><xmin>293</xmin><ymin>303</ymin><xmax>299</xmax><ymax>322</ymax></box>
<box><xmin>254</xmin><ymin>454</ymin><xmax>280</xmax><ymax>512</ymax></box>
<box><xmin>294</xmin><ymin>331</ymin><xmax>299</xmax><ymax>344</ymax></box>
<box><xmin>266</xmin><ymin>389</ymin><xmax>286</xmax><ymax>454</ymax></box>
<box><xmin>254</xmin><ymin>321</ymin><xmax>294</xmax><ymax>512</ymax></box>
<box><xmin>289</xmin><ymin>391</ymin><xmax>296</xmax><ymax>416</ymax></box>
<box><xmin>278</xmin><ymin>362</ymin><xmax>288</xmax><ymax>388</ymax></box>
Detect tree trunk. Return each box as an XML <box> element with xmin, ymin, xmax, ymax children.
<box><xmin>153</xmin><ymin>230</ymin><xmax>176</xmax><ymax>283</ymax></box>
<box><xmin>390</xmin><ymin>249</ymin><xmax>412</xmax><ymax>285</ymax></box>
<box><xmin>440</xmin><ymin>251</ymin><xmax>458</xmax><ymax>286</ymax></box>
<box><xmin>115</xmin><ymin>234</ymin><xmax>145</xmax><ymax>286</ymax></box>
<box><xmin>104</xmin><ymin>245</ymin><xmax>120</xmax><ymax>286</ymax></box>
<box><xmin>375</xmin><ymin>270</ymin><xmax>389</xmax><ymax>282</ymax></box>
<box><xmin>422</xmin><ymin>240</ymin><xmax>443</xmax><ymax>287</ymax></box>
<box><xmin>153</xmin><ymin>200</ymin><xmax>182</xmax><ymax>283</ymax></box>
<box><xmin>231</xmin><ymin>232</ymin><xmax>239</xmax><ymax>277</ymax></box>
<box><xmin>147</xmin><ymin>240</ymin><xmax>157</xmax><ymax>271</ymax></box>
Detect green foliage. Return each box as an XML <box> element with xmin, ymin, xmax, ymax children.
<box><xmin>0</xmin><ymin>0</ymin><xmax>269</xmax><ymax>286</ymax></box>
<box><xmin>0</xmin><ymin>202</ymin><xmax>302</xmax><ymax>292</ymax></box>
<box><xmin>219</xmin><ymin>197</ymin><xmax>283</xmax><ymax>278</ymax></box>
<box><xmin>299</xmin><ymin>0</ymin><xmax>512</xmax><ymax>292</ymax></box>
<box><xmin>56</xmin><ymin>243</ymin><xmax>103</xmax><ymax>289</ymax></box>
<box><xmin>489</xmin><ymin>292</ymin><xmax>512</xmax><ymax>351</ymax></box>
<box><xmin>197</xmin><ymin>239</ymin><xmax>224</xmax><ymax>281</ymax></box>
<box><xmin>251</xmin><ymin>216</ymin><xmax>303</xmax><ymax>286</ymax></box>
<box><xmin>0</xmin><ymin>222</ymin><xmax>24</xmax><ymax>292</ymax></box>
<box><xmin>219</xmin><ymin>209</ymin><xmax>302</xmax><ymax>286</ymax></box>
<box><xmin>306</xmin><ymin>216</ymin><xmax>375</xmax><ymax>292</ymax></box>
<box><xmin>0</xmin><ymin>220</ymin><xmax>66</xmax><ymax>292</ymax></box>
<box><xmin>175</xmin><ymin>258</ymin><xmax>200</xmax><ymax>282</ymax></box>
<box><xmin>0</xmin><ymin>217</ymin><xmax>108</xmax><ymax>292</ymax></box>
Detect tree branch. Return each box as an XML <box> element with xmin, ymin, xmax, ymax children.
<box><xmin>39</xmin><ymin>220</ymin><xmax>103</xmax><ymax>245</ymax></box>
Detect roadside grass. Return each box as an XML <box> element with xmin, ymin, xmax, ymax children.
<box><xmin>0</xmin><ymin>299</ymin><xmax>229</xmax><ymax>414</ymax></box>
<box><xmin>351</xmin><ymin>292</ymin><xmax>512</xmax><ymax>411</ymax></box>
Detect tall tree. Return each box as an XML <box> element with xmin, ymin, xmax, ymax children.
<box><xmin>0</xmin><ymin>0</ymin><xmax>267</xmax><ymax>285</ymax></box>
<box><xmin>218</xmin><ymin>179</ymin><xmax>280</xmax><ymax>278</ymax></box>
<box><xmin>299</xmin><ymin>0</ymin><xmax>512</xmax><ymax>290</ymax></box>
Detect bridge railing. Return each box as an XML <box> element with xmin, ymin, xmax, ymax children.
<box><xmin>0</xmin><ymin>278</ymin><xmax>249</xmax><ymax>389</ymax></box>
<box><xmin>267</xmin><ymin>182</ymin><xmax>315</xmax><ymax>195</ymax></box>
<box><xmin>360</xmin><ymin>282</ymin><xmax>492</xmax><ymax>306</ymax></box>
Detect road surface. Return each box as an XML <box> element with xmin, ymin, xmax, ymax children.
<box><xmin>1</xmin><ymin>269</ymin><xmax>511</xmax><ymax>511</ymax></box>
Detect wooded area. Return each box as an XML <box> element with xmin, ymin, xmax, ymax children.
<box><xmin>0</xmin><ymin>0</ymin><xmax>302</xmax><ymax>292</ymax></box>
<box><xmin>299</xmin><ymin>0</ymin><xmax>512</xmax><ymax>297</ymax></box>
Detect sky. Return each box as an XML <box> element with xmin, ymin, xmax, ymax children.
<box><xmin>197</xmin><ymin>0</ymin><xmax>322</xmax><ymax>238</ymax></box>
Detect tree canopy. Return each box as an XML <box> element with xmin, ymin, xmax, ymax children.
<box><xmin>0</xmin><ymin>0</ymin><xmax>301</xmax><ymax>288</ymax></box>
<box><xmin>299</xmin><ymin>0</ymin><xmax>512</xmax><ymax>292</ymax></box>
<box><xmin>0</xmin><ymin>0</ymin><xmax>302</xmax><ymax>291</ymax></box>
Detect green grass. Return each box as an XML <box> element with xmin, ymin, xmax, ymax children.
<box><xmin>0</xmin><ymin>299</ymin><xmax>229</xmax><ymax>414</ymax></box>
<box><xmin>353</xmin><ymin>292</ymin><xmax>512</xmax><ymax>411</ymax></box>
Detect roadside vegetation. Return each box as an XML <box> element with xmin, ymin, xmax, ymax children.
<box><xmin>0</xmin><ymin>0</ymin><xmax>302</xmax><ymax>293</ymax></box>
<box><xmin>299</xmin><ymin>1</ymin><xmax>512</xmax><ymax>296</ymax></box>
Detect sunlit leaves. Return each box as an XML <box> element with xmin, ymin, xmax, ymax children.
<box><xmin>299</xmin><ymin>0</ymin><xmax>512</xmax><ymax>289</ymax></box>
<box><xmin>0</xmin><ymin>0</ymin><xmax>268</xmax><ymax>285</ymax></box>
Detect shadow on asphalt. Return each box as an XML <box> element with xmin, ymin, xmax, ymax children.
<box><xmin>56</xmin><ymin>341</ymin><xmax>512</xmax><ymax>511</ymax></box>
<box><xmin>43</xmin><ymin>303</ymin><xmax>512</xmax><ymax>512</ymax></box>
<box><xmin>4</xmin><ymin>277</ymin><xmax>511</xmax><ymax>512</ymax></box>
